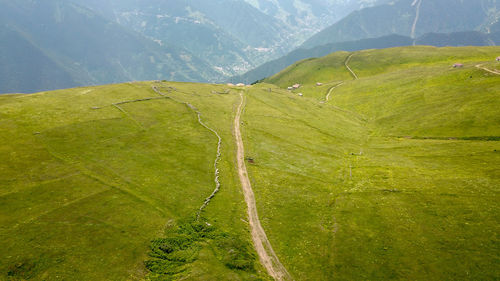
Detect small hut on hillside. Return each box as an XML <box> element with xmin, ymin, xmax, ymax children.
<box><xmin>292</xmin><ymin>84</ymin><xmax>301</xmax><ymax>89</ymax></box>
<box><xmin>496</xmin><ymin>56</ymin><xmax>500</xmax><ymax>62</ymax></box>
<box><xmin>316</xmin><ymin>82</ymin><xmax>323</xmax><ymax>86</ymax></box>
<box><xmin>453</xmin><ymin>63</ymin><xmax>464</xmax><ymax>68</ymax></box>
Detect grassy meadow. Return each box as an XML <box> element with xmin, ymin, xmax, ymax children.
<box><xmin>245</xmin><ymin>46</ymin><xmax>500</xmax><ymax>280</ymax></box>
<box><xmin>0</xmin><ymin>46</ymin><xmax>499</xmax><ymax>280</ymax></box>
<box><xmin>0</xmin><ymin>82</ymin><xmax>268</xmax><ymax>280</ymax></box>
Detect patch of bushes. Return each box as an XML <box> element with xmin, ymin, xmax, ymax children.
<box><xmin>145</xmin><ymin>218</ymin><xmax>258</xmax><ymax>280</ymax></box>
<box><xmin>7</xmin><ymin>259</ymin><xmax>36</xmax><ymax>278</ymax></box>
<box><xmin>217</xmin><ymin>236</ymin><xmax>255</xmax><ymax>271</ymax></box>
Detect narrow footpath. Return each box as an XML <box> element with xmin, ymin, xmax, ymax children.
<box><xmin>475</xmin><ymin>63</ymin><xmax>500</xmax><ymax>75</ymax></box>
<box><xmin>325</xmin><ymin>82</ymin><xmax>345</xmax><ymax>102</ymax></box>
<box><xmin>234</xmin><ymin>92</ymin><xmax>293</xmax><ymax>281</ymax></box>
<box><xmin>345</xmin><ymin>54</ymin><xmax>358</xmax><ymax>80</ymax></box>
<box><xmin>324</xmin><ymin>53</ymin><xmax>358</xmax><ymax>103</ymax></box>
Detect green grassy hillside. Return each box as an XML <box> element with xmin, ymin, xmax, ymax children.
<box><xmin>256</xmin><ymin>46</ymin><xmax>500</xmax><ymax>280</ymax></box>
<box><xmin>1</xmin><ymin>46</ymin><xmax>499</xmax><ymax>280</ymax></box>
<box><xmin>0</xmin><ymin>82</ymin><xmax>268</xmax><ymax>280</ymax></box>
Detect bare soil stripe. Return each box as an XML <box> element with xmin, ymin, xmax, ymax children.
<box><xmin>345</xmin><ymin>54</ymin><xmax>358</xmax><ymax>80</ymax></box>
<box><xmin>475</xmin><ymin>64</ymin><xmax>500</xmax><ymax>75</ymax></box>
<box><xmin>325</xmin><ymin>82</ymin><xmax>345</xmax><ymax>102</ymax></box>
<box><xmin>234</xmin><ymin>91</ymin><xmax>293</xmax><ymax>281</ymax></box>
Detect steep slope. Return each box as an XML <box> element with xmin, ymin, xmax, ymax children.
<box><xmin>0</xmin><ymin>25</ymin><xmax>78</xmax><ymax>93</ymax></box>
<box><xmin>244</xmin><ymin>0</ymin><xmax>390</xmax><ymax>38</ymax></box>
<box><xmin>301</xmin><ymin>0</ymin><xmax>500</xmax><ymax>49</ymax></box>
<box><xmin>73</xmin><ymin>0</ymin><xmax>292</xmax><ymax>76</ymax></box>
<box><xmin>0</xmin><ymin>0</ymin><xmax>221</xmax><ymax>94</ymax></box>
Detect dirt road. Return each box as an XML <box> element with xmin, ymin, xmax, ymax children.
<box><xmin>325</xmin><ymin>82</ymin><xmax>345</xmax><ymax>102</ymax></box>
<box><xmin>475</xmin><ymin>64</ymin><xmax>500</xmax><ymax>75</ymax></box>
<box><xmin>345</xmin><ymin>54</ymin><xmax>358</xmax><ymax>80</ymax></box>
<box><xmin>234</xmin><ymin>92</ymin><xmax>293</xmax><ymax>281</ymax></box>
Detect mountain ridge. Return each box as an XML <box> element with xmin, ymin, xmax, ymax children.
<box><xmin>232</xmin><ymin>30</ymin><xmax>500</xmax><ymax>84</ymax></box>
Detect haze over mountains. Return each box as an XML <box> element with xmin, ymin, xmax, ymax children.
<box><xmin>0</xmin><ymin>0</ymin><xmax>221</xmax><ymax>93</ymax></box>
<box><xmin>0</xmin><ymin>0</ymin><xmax>499</xmax><ymax>93</ymax></box>
<box><xmin>301</xmin><ymin>0</ymin><xmax>500</xmax><ymax>48</ymax></box>
<box><xmin>235</xmin><ymin>0</ymin><xmax>500</xmax><ymax>83</ymax></box>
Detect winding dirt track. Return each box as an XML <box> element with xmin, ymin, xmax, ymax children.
<box><xmin>234</xmin><ymin>92</ymin><xmax>293</xmax><ymax>281</ymax></box>
<box><xmin>345</xmin><ymin>54</ymin><xmax>358</xmax><ymax>80</ymax></box>
<box><xmin>325</xmin><ymin>82</ymin><xmax>345</xmax><ymax>102</ymax></box>
<box><xmin>475</xmin><ymin>64</ymin><xmax>500</xmax><ymax>75</ymax></box>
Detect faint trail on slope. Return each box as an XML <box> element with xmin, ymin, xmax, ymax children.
<box><xmin>325</xmin><ymin>82</ymin><xmax>345</xmax><ymax>102</ymax></box>
<box><xmin>151</xmin><ymin>85</ymin><xmax>223</xmax><ymax>220</ymax></box>
<box><xmin>345</xmin><ymin>54</ymin><xmax>358</xmax><ymax>80</ymax></box>
<box><xmin>411</xmin><ymin>0</ymin><xmax>422</xmax><ymax>41</ymax></box>
<box><xmin>234</xmin><ymin>91</ymin><xmax>293</xmax><ymax>281</ymax></box>
<box><xmin>475</xmin><ymin>63</ymin><xmax>500</xmax><ymax>75</ymax></box>
<box><xmin>112</xmin><ymin>104</ymin><xmax>145</xmax><ymax>130</ymax></box>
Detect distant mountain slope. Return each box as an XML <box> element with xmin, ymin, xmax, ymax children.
<box><xmin>233</xmin><ymin>31</ymin><xmax>500</xmax><ymax>84</ymax></box>
<box><xmin>0</xmin><ymin>0</ymin><xmax>221</xmax><ymax>94</ymax></box>
<box><xmin>244</xmin><ymin>0</ymin><xmax>390</xmax><ymax>37</ymax></box>
<box><xmin>0</xmin><ymin>25</ymin><xmax>78</xmax><ymax>93</ymax></box>
<box><xmin>416</xmin><ymin>31</ymin><xmax>499</xmax><ymax>47</ymax></box>
<box><xmin>231</xmin><ymin>34</ymin><xmax>413</xmax><ymax>84</ymax></box>
<box><xmin>73</xmin><ymin>0</ymin><xmax>293</xmax><ymax>76</ymax></box>
<box><xmin>301</xmin><ymin>0</ymin><xmax>500</xmax><ymax>49</ymax></box>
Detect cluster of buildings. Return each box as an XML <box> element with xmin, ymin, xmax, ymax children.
<box><xmin>287</xmin><ymin>84</ymin><xmax>301</xmax><ymax>91</ymax></box>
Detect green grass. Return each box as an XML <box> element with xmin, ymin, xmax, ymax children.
<box><xmin>0</xmin><ymin>82</ymin><xmax>268</xmax><ymax>280</ymax></box>
<box><xmin>1</xmin><ymin>46</ymin><xmax>499</xmax><ymax>280</ymax></box>
<box><xmin>246</xmin><ymin>46</ymin><xmax>500</xmax><ymax>280</ymax></box>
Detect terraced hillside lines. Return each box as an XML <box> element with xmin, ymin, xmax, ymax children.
<box><xmin>151</xmin><ymin>85</ymin><xmax>223</xmax><ymax>219</ymax></box>
<box><xmin>234</xmin><ymin>91</ymin><xmax>293</xmax><ymax>281</ymax></box>
<box><xmin>345</xmin><ymin>54</ymin><xmax>358</xmax><ymax>80</ymax></box>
